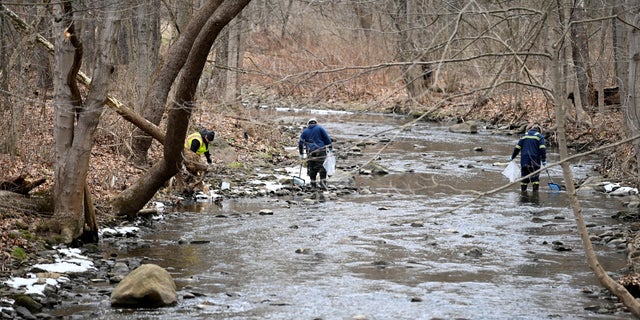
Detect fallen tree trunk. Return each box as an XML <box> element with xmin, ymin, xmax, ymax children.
<box><xmin>0</xmin><ymin>176</ymin><xmax>46</xmax><ymax>195</ymax></box>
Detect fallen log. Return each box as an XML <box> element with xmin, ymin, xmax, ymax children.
<box><xmin>0</xmin><ymin>176</ymin><xmax>46</xmax><ymax>195</ymax></box>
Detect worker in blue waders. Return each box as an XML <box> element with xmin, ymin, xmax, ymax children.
<box><xmin>510</xmin><ymin>125</ymin><xmax>547</xmax><ymax>192</ymax></box>
<box><xmin>298</xmin><ymin>118</ymin><xmax>333</xmax><ymax>190</ymax></box>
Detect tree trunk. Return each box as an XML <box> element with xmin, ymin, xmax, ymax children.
<box><xmin>34</xmin><ymin>7</ymin><xmax>53</xmax><ymax>94</ymax></box>
<box><xmin>226</xmin><ymin>15</ymin><xmax>243</xmax><ymax>103</ymax></box>
<box><xmin>627</xmin><ymin>3</ymin><xmax>640</xmax><ymax>188</ymax></box>
<box><xmin>211</xmin><ymin>26</ymin><xmax>229</xmax><ymax>101</ymax></box>
<box><xmin>570</xmin><ymin>0</ymin><xmax>594</xmax><ymax>114</ymax></box>
<box><xmin>52</xmin><ymin>3</ymin><xmax>85</xmax><ymax>243</ymax></box>
<box><xmin>280</xmin><ymin>0</ymin><xmax>294</xmax><ymax>37</ymax></box>
<box><xmin>551</xmin><ymin>2</ymin><xmax>640</xmax><ymax>316</ymax></box>
<box><xmin>52</xmin><ymin>2</ymin><xmax>119</xmax><ymax>244</ymax></box>
<box><xmin>129</xmin><ymin>0</ymin><xmax>224</xmax><ymax>164</ymax></box>
<box><xmin>208</xmin><ymin>16</ymin><xmax>243</xmax><ymax>104</ymax></box>
<box><xmin>389</xmin><ymin>0</ymin><xmax>431</xmax><ymax>106</ymax></box>
<box><xmin>613</xmin><ymin>0</ymin><xmax>628</xmax><ymax>114</ymax></box>
<box><xmin>0</xmin><ymin>14</ymin><xmax>14</xmax><ymax>155</ymax></box>
<box><xmin>113</xmin><ymin>0</ymin><xmax>251</xmax><ymax>217</ymax></box>
<box><xmin>134</xmin><ymin>0</ymin><xmax>160</xmax><ymax>110</ymax></box>
<box><xmin>353</xmin><ymin>3</ymin><xmax>373</xmax><ymax>39</ymax></box>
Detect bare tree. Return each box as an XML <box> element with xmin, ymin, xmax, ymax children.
<box><xmin>111</xmin><ymin>0</ymin><xmax>251</xmax><ymax>216</ymax></box>
<box><xmin>51</xmin><ymin>1</ymin><xmax>120</xmax><ymax>243</ymax></box>
<box><xmin>133</xmin><ymin>0</ymin><xmax>160</xmax><ymax>109</ymax></box>
<box><xmin>388</xmin><ymin>0</ymin><xmax>433</xmax><ymax>106</ymax></box>
<box><xmin>627</xmin><ymin>2</ymin><xmax>640</xmax><ymax>187</ymax></box>
<box><xmin>130</xmin><ymin>0</ymin><xmax>224</xmax><ymax>164</ymax></box>
<box><xmin>569</xmin><ymin>0</ymin><xmax>594</xmax><ymax>122</ymax></box>
<box><xmin>548</xmin><ymin>1</ymin><xmax>640</xmax><ymax>315</ymax></box>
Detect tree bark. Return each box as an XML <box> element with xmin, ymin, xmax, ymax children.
<box><xmin>570</xmin><ymin>0</ymin><xmax>594</xmax><ymax>115</ymax></box>
<box><xmin>552</xmin><ymin>2</ymin><xmax>640</xmax><ymax>316</ymax></box>
<box><xmin>205</xmin><ymin>15</ymin><xmax>243</xmax><ymax>104</ymax></box>
<box><xmin>134</xmin><ymin>0</ymin><xmax>160</xmax><ymax>110</ymax></box>
<box><xmin>113</xmin><ymin>0</ymin><xmax>251</xmax><ymax>217</ymax></box>
<box><xmin>52</xmin><ymin>2</ymin><xmax>119</xmax><ymax>244</ymax></box>
<box><xmin>389</xmin><ymin>0</ymin><xmax>431</xmax><ymax>106</ymax></box>
<box><xmin>0</xmin><ymin>13</ymin><xmax>15</xmax><ymax>155</ymax></box>
<box><xmin>52</xmin><ymin>2</ymin><xmax>85</xmax><ymax>243</ymax></box>
<box><xmin>627</xmin><ymin>2</ymin><xmax>640</xmax><ymax>189</ymax></box>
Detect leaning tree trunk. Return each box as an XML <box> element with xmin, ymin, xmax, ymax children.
<box><xmin>52</xmin><ymin>2</ymin><xmax>119</xmax><ymax>244</ymax></box>
<box><xmin>550</xmin><ymin>2</ymin><xmax>640</xmax><ymax>316</ymax></box>
<box><xmin>112</xmin><ymin>0</ymin><xmax>251</xmax><ymax>217</ymax></box>
<box><xmin>129</xmin><ymin>0</ymin><xmax>224</xmax><ymax>164</ymax></box>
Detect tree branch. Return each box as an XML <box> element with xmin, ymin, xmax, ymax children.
<box><xmin>0</xmin><ymin>4</ymin><xmax>165</xmax><ymax>144</ymax></box>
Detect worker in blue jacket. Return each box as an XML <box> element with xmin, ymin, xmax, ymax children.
<box><xmin>298</xmin><ymin>118</ymin><xmax>333</xmax><ymax>190</ymax></box>
<box><xmin>510</xmin><ymin>125</ymin><xmax>547</xmax><ymax>192</ymax></box>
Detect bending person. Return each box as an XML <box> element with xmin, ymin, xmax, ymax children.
<box><xmin>298</xmin><ymin>118</ymin><xmax>333</xmax><ymax>190</ymax></box>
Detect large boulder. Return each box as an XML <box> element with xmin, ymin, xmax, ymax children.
<box><xmin>449</xmin><ymin>121</ymin><xmax>478</xmax><ymax>133</ymax></box>
<box><xmin>110</xmin><ymin>264</ymin><xmax>177</xmax><ymax>308</ymax></box>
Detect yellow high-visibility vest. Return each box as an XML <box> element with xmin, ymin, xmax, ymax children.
<box><xmin>184</xmin><ymin>132</ymin><xmax>208</xmax><ymax>155</ymax></box>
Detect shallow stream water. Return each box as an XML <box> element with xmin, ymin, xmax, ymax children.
<box><xmin>96</xmin><ymin>110</ymin><xmax>631</xmax><ymax>319</ymax></box>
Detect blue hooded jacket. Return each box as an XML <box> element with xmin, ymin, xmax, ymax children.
<box><xmin>511</xmin><ymin>129</ymin><xmax>546</xmax><ymax>166</ymax></box>
<box><xmin>299</xmin><ymin>124</ymin><xmax>332</xmax><ymax>155</ymax></box>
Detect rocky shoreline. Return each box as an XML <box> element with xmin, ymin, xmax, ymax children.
<box><xmin>0</xmin><ymin>164</ymin><xmax>365</xmax><ymax>319</ymax></box>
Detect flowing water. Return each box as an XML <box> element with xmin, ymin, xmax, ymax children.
<box><xmin>96</xmin><ymin>110</ymin><xmax>631</xmax><ymax>319</ymax></box>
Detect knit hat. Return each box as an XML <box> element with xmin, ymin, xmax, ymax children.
<box><xmin>205</xmin><ymin>130</ymin><xmax>215</xmax><ymax>141</ymax></box>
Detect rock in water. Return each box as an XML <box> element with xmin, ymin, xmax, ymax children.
<box><xmin>110</xmin><ymin>264</ymin><xmax>177</xmax><ymax>308</ymax></box>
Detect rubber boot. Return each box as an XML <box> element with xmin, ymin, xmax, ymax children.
<box><xmin>310</xmin><ymin>180</ymin><xmax>317</xmax><ymax>189</ymax></box>
<box><xmin>521</xmin><ymin>184</ymin><xmax>527</xmax><ymax>192</ymax></box>
<box><xmin>532</xmin><ymin>184</ymin><xmax>539</xmax><ymax>192</ymax></box>
<box><xmin>319</xmin><ymin>180</ymin><xmax>328</xmax><ymax>191</ymax></box>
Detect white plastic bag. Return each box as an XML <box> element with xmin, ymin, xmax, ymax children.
<box><xmin>502</xmin><ymin>160</ymin><xmax>520</xmax><ymax>183</ymax></box>
<box><xmin>323</xmin><ymin>151</ymin><xmax>336</xmax><ymax>176</ymax></box>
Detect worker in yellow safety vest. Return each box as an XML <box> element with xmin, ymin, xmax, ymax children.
<box><xmin>184</xmin><ymin>129</ymin><xmax>215</xmax><ymax>164</ymax></box>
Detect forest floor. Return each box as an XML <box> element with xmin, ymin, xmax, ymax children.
<box><xmin>0</xmin><ymin>88</ymin><xmax>632</xmax><ymax>277</ymax></box>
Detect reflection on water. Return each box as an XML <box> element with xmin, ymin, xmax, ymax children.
<box><xmin>96</xmin><ymin>111</ymin><xmax>630</xmax><ymax>319</ymax></box>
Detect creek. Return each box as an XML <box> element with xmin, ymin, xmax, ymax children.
<box><xmin>86</xmin><ymin>110</ymin><xmax>633</xmax><ymax>319</ymax></box>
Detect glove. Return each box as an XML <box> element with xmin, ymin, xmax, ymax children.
<box><xmin>509</xmin><ymin>156</ymin><xmax>513</xmax><ymax>161</ymax></box>
<box><xmin>542</xmin><ymin>161</ymin><xmax>547</xmax><ymax>166</ymax></box>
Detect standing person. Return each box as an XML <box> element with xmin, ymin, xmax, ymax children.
<box><xmin>185</xmin><ymin>129</ymin><xmax>215</xmax><ymax>166</ymax></box>
<box><xmin>298</xmin><ymin>118</ymin><xmax>333</xmax><ymax>190</ymax></box>
<box><xmin>510</xmin><ymin>124</ymin><xmax>547</xmax><ymax>192</ymax></box>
